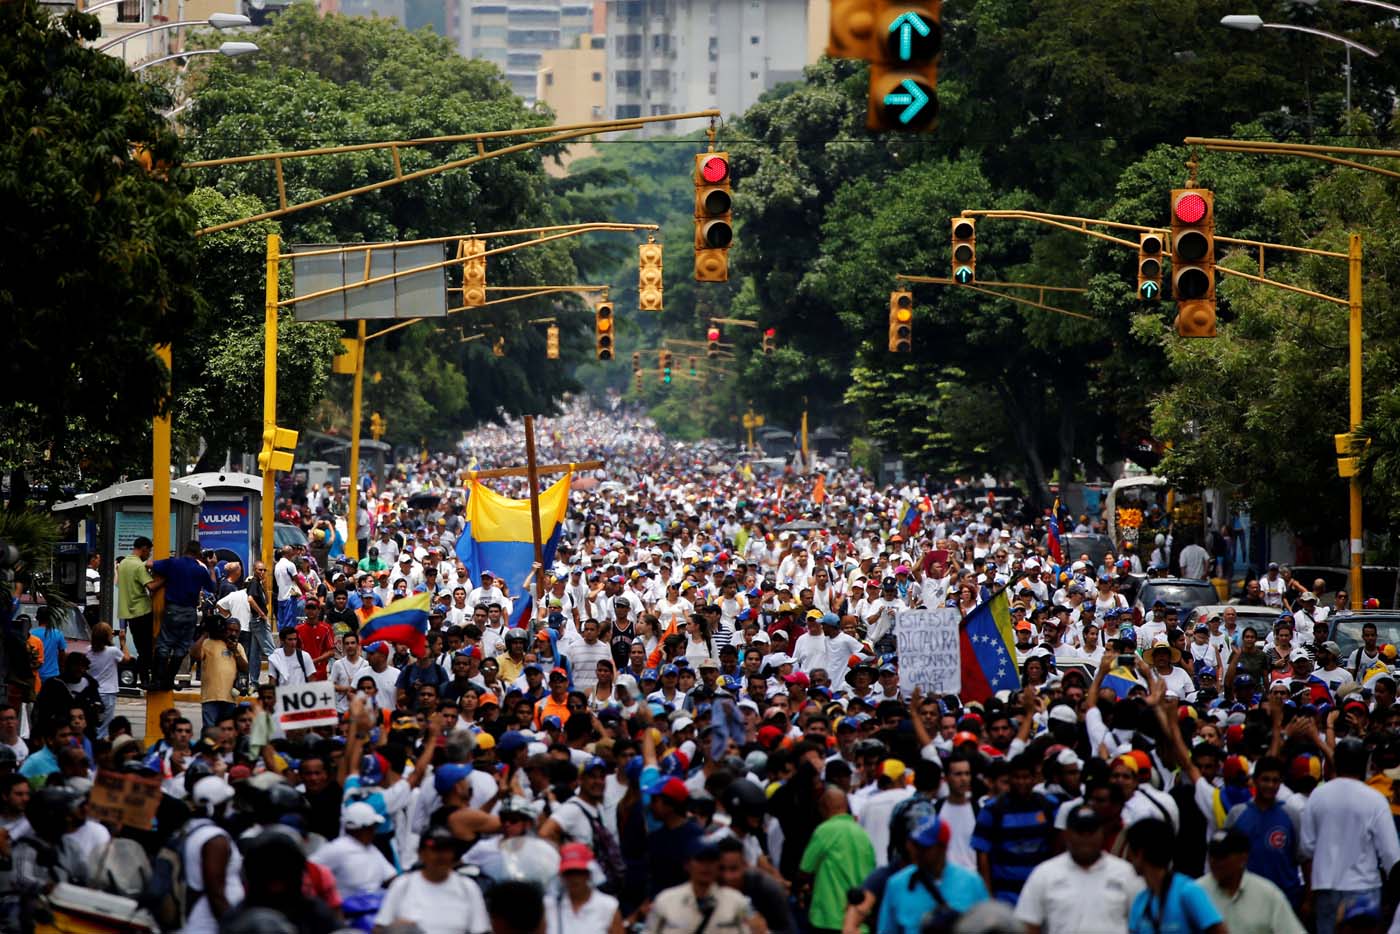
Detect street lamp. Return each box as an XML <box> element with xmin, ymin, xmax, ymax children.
<box><xmin>95</xmin><ymin>13</ymin><xmax>250</xmax><ymax>53</ymax></box>
<box><xmin>132</xmin><ymin>40</ymin><xmax>259</xmax><ymax>72</ymax></box>
<box><xmin>1220</xmin><ymin>13</ymin><xmax>1379</xmax><ymax>116</ymax></box>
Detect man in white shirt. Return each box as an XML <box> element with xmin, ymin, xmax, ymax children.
<box><xmin>857</xmin><ymin>760</ymin><xmax>913</xmax><ymax>867</ymax></box>
<box><xmin>1301</xmin><ymin>737</ymin><xmax>1400</xmax><ymax>934</ymax></box>
<box><xmin>791</xmin><ymin>611</ymin><xmax>828</xmax><ymax>673</ymax></box>
<box><xmin>823</xmin><ymin>615</ymin><xmax>863</xmax><ymax>686</ymax></box>
<box><xmin>331</xmin><ymin>634</ymin><xmax>372</xmax><ymax>713</ymax></box>
<box><xmin>312</xmin><ymin>802</ymin><xmax>396</xmax><ymax>897</ymax></box>
<box><xmin>273</xmin><ymin>547</ymin><xmax>299</xmax><ymax>630</ymax></box>
<box><xmin>568</xmin><ymin>621</ymin><xmax>614</xmax><ymax>694</ymax></box>
<box><xmin>1015</xmin><ymin>805</ymin><xmax>1142</xmax><ymax>934</ymax></box>
<box><xmin>267</xmin><ymin>628</ymin><xmax>316</xmax><ymax>686</ymax></box>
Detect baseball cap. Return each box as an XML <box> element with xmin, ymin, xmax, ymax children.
<box><xmin>558</xmin><ymin>842</ymin><xmax>594</xmax><ymax>873</ymax></box>
<box><xmin>1065</xmin><ymin>805</ymin><xmax>1104</xmax><ymax>833</ymax></box>
<box><xmin>909</xmin><ymin>814</ymin><xmax>951</xmax><ymax>848</ymax></box>
<box><xmin>644</xmin><ymin>776</ymin><xmax>689</xmax><ymax>802</ymax></box>
<box><xmin>343</xmin><ymin>802</ymin><xmax>382</xmax><ymax>830</ymax></box>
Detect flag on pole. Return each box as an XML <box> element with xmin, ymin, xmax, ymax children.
<box><xmin>901</xmin><ymin>501</ymin><xmax>922</xmax><ymax>535</ymax></box>
<box><xmin>455</xmin><ymin>471</ymin><xmax>572</xmax><ymax>628</ymax></box>
<box><xmin>958</xmin><ymin>589</ymin><xmax>1021</xmax><ymax>702</ymax></box>
<box><xmin>1047</xmin><ymin>498</ymin><xmax>1064</xmax><ymax>566</ymax></box>
<box><xmin>360</xmin><ymin>591</ymin><xmax>431</xmax><ymax>657</ymax></box>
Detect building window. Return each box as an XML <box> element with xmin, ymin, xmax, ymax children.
<box><xmin>616</xmin><ymin>70</ymin><xmax>642</xmax><ymax>91</ymax></box>
<box><xmin>750</xmin><ymin>35</ymin><xmax>759</xmax><ymax>44</ymax></box>
<box><xmin>592</xmin><ymin>71</ymin><xmax>602</xmax><ymax>81</ymax></box>
<box><xmin>617</xmin><ymin>104</ymin><xmax>642</xmax><ymax>118</ymax></box>
<box><xmin>544</xmin><ymin>73</ymin><xmax>554</xmax><ymax>86</ymax></box>
<box><xmin>750</xmin><ymin>71</ymin><xmax>758</xmax><ymax>79</ymax></box>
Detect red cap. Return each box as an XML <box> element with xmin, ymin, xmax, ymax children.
<box><xmin>757</xmin><ymin>725</ymin><xmax>785</xmax><ymax>749</ymax></box>
<box><xmin>655</xmin><ymin>777</ymin><xmax>689</xmax><ymax>803</ymax></box>
<box><xmin>558</xmin><ymin>842</ymin><xmax>593</xmax><ymax>873</ymax></box>
<box><xmin>952</xmin><ymin>731</ymin><xmax>980</xmax><ymax>747</ymax></box>
<box><xmin>783</xmin><ymin>672</ymin><xmax>810</xmax><ymax>687</ymax></box>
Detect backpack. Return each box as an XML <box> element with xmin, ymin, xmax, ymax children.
<box><xmin>140</xmin><ymin>817</ymin><xmax>210</xmax><ymax>932</ymax></box>
<box><xmin>561</xmin><ymin>797</ymin><xmax>625</xmax><ymax>895</ymax></box>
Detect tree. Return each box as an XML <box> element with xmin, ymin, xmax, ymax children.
<box><xmin>0</xmin><ymin>0</ymin><xmax>199</xmax><ymax>500</ymax></box>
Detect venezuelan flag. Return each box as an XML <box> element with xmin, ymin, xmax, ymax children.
<box><xmin>1101</xmin><ymin>662</ymin><xmax>1144</xmax><ymax>700</ymax></box>
<box><xmin>455</xmin><ymin>471</ymin><xmax>571</xmax><ymax>627</ymax></box>
<box><xmin>958</xmin><ymin>589</ymin><xmax>1021</xmax><ymax>702</ymax></box>
<box><xmin>360</xmin><ymin>591</ymin><xmax>430</xmax><ymax>657</ymax></box>
<box><xmin>1047</xmin><ymin>498</ymin><xmax>1063</xmax><ymax>566</ymax></box>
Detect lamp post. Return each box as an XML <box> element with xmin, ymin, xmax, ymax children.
<box><xmin>132</xmin><ymin>41</ymin><xmax>259</xmax><ymax>72</ymax></box>
<box><xmin>1221</xmin><ymin>14</ymin><xmax>1379</xmax><ymax>116</ymax></box>
<box><xmin>96</xmin><ymin>12</ymin><xmax>250</xmax><ymax>53</ymax></box>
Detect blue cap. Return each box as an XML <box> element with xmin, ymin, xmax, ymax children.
<box><xmin>661</xmin><ymin>664</ymin><xmax>680</xmax><ymax>676</ymax></box>
<box><xmin>523</xmin><ymin>662</ymin><xmax>543</xmax><ymax>674</ymax></box>
<box><xmin>542</xmin><ymin>715</ymin><xmax>563</xmax><ymax>731</ymax></box>
<box><xmin>909</xmin><ymin>815</ymin><xmax>948</xmax><ymax>848</ymax></box>
<box><xmin>1152</xmin><ymin>598</ymin><xmax>1166</xmax><ymax>607</ymax></box>
<box><xmin>837</xmin><ymin>717</ymin><xmax>861</xmax><ymax>731</ymax></box>
<box><xmin>1198</xmin><ymin>666</ymin><xmax>1217</xmax><ymax>678</ymax></box>
<box><xmin>879</xmin><ymin>664</ymin><xmax>897</xmax><ymax>675</ymax></box>
<box><xmin>497</xmin><ymin>731</ymin><xmax>530</xmax><ymax>755</ymax></box>
<box><xmin>624</xmin><ymin>755</ymin><xmax>645</xmax><ymax>783</ymax></box>
<box><xmin>642</xmin><ymin>668</ymin><xmax>659</xmax><ymax>681</ymax></box>
<box><xmin>820</xmin><ymin>613</ymin><xmax>840</xmax><ymax>627</ymax></box>
<box><xmin>581</xmin><ymin>755</ymin><xmax>608</xmax><ymax>774</ymax></box>
<box><xmin>737</xmin><ymin>608</ymin><xmax>754</xmax><ymax>622</ymax></box>
<box><xmin>434</xmin><ymin>762</ymin><xmax>474</xmax><ymax>795</ymax></box>
<box><xmin>1117</xmin><ymin>626</ymin><xmax>1136</xmax><ymax>642</ymax></box>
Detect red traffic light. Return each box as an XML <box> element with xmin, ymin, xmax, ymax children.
<box><xmin>764</xmin><ymin>328</ymin><xmax>776</xmax><ymax>338</ymax></box>
<box><xmin>1174</xmin><ymin>192</ymin><xmax>1208</xmax><ymax>224</ymax></box>
<box><xmin>700</xmin><ymin>155</ymin><xmax>729</xmax><ymax>184</ymax></box>
<box><xmin>707</xmin><ymin>327</ymin><xmax>721</xmax><ymax>342</ymax></box>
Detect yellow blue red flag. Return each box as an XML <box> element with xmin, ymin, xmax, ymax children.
<box><xmin>455</xmin><ymin>471</ymin><xmax>572</xmax><ymax>626</ymax></box>
<box><xmin>360</xmin><ymin>591</ymin><xmax>431</xmax><ymax>657</ymax></box>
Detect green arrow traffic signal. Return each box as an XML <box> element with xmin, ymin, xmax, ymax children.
<box><xmin>1140</xmin><ymin>280</ymin><xmax>1159</xmax><ymax>300</ymax></box>
<box><xmin>954</xmin><ymin>266</ymin><xmax>973</xmax><ymax>284</ymax></box>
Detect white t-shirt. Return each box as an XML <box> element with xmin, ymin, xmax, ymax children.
<box><xmin>331</xmin><ymin>655</ymin><xmax>372</xmax><ymax>712</ymax></box>
<box><xmin>274</xmin><ymin>557</ymin><xmax>298</xmax><ymax>601</ymax></box>
<box><xmin>1301</xmin><ymin>776</ymin><xmax>1400</xmax><ymax>891</ymax></box>
<box><xmin>373</xmin><ymin>869</ymin><xmax>490</xmax><ymax>934</ymax></box>
<box><xmin>551</xmin><ymin>796</ymin><xmax>619</xmax><ymax>852</ymax></box>
<box><xmin>939</xmin><ymin>800</ymin><xmax>978</xmax><ymax>870</ymax></box>
<box><xmin>87</xmin><ymin>646</ymin><xmax>123</xmax><ymax>694</ymax></box>
<box><xmin>312</xmin><ymin>834</ymin><xmax>396</xmax><ymax>897</ymax></box>
<box><xmin>217</xmin><ymin>589</ymin><xmax>253</xmax><ymax>632</ymax></box>
<box><xmin>268</xmin><ymin>648</ymin><xmax>315</xmax><ymax>686</ymax></box>
<box><xmin>545</xmin><ymin>887</ymin><xmax>620</xmax><ymax>934</ymax></box>
<box><xmin>183</xmin><ymin>822</ymin><xmax>244</xmax><ymax>934</ymax></box>
<box><xmin>1013</xmin><ymin>851</ymin><xmax>1144</xmax><ymax>934</ymax></box>
<box><xmin>857</xmin><ymin>787</ymin><xmax>913</xmax><ymax>868</ymax></box>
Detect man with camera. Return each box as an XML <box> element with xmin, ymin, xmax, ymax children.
<box><xmin>192</xmin><ymin>617</ymin><xmax>248</xmax><ymax>729</ymax></box>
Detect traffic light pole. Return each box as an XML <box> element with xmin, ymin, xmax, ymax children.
<box><xmin>896</xmin><ymin>275</ymin><xmax>1092</xmax><ymax>321</ymax></box>
<box><xmin>965</xmin><ymin>206</ymin><xmax>1363</xmax><ymax>608</ymax></box>
<box><xmin>1186</xmin><ymin>137</ymin><xmax>1400</xmax><ymax>182</ymax></box>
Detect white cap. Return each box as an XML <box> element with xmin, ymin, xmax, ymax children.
<box><xmin>191</xmin><ymin>776</ymin><xmax>234</xmax><ymax>810</ymax></box>
<box><xmin>343</xmin><ymin>802</ymin><xmax>381</xmax><ymax>830</ymax></box>
<box><xmin>672</xmin><ymin>716</ymin><xmax>695</xmax><ymax>732</ymax></box>
<box><xmin>1056</xmin><ymin>748</ymin><xmax>1084</xmax><ymax>769</ymax></box>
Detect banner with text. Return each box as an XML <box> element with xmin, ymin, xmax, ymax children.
<box><xmin>90</xmin><ymin>770</ymin><xmax>162</xmax><ymax>830</ymax></box>
<box><xmin>896</xmin><ymin>608</ymin><xmax>962</xmax><ymax>697</ymax></box>
<box><xmin>275</xmin><ymin>680</ymin><xmax>339</xmax><ymax>730</ymax></box>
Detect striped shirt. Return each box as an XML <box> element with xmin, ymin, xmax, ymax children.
<box><xmin>970</xmin><ymin>792</ymin><xmax>1059</xmax><ymax>904</ymax></box>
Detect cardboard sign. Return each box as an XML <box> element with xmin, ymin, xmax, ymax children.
<box><xmin>896</xmin><ymin>607</ymin><xmax>962</xmax><ymax>696</ymax></box>
<box><xmin>89</xmin><ymin>769</ymin><xmax>161</xmax><ymax>830</ymax></box>
<box><xmin>275</xmin><ymin>680</ymin><xmax>339</xmax><ymax>730</ymax></box>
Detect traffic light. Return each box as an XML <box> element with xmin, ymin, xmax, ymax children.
<box><xmin>639</xmin><ymin>241</ymin><xmax>664</xmax><ymax>311</ymax></box>
<box><xmin>829</xmin><ymin>0</ymin><xmax>877</xmax><ymax>57</ymax></box>
<box><xmin>694</xmin><ymin>152</ymin><xmax>732</xmax><ymax>282</ymax></box>
<box><xmin>631</xmin><ymin>352</ymin><xmax>643</xmax><ymax>393</ymax></box>
<box><xmin>1138</xmin><ymin>232</ymin><xmax>1163</xmax><ymax>301</ymax></box>
<box><xmin>951</xmin><ymin>218</ymin><xmax>975</xmax><ymax>284</ymax></box>
<box><xmin>545</xmin><ymin>325</ymin><xmax>560</xmax><ymax>359</ymax></box>
<box><xmin>888</xmin><ymin>291</ymin><xmax>913</xmax><ymax>352</ymax></box>
<box><xmin>762</xmin><ymin>328</ymin><xmax>776</xmax><ymax>355</ymax></box>
<box><xmin>688</xmin><ymin>355</ymin><xmax>697</xmax><ymax>377</ymax></box>
<box><xmin>868</xmin><ymin>2</ymin><xmax>942</xmax><ymax>132</ymax></box>
<box><xmin>707</xmin><ymin>327</ymin><xmax>721</xmax><ymax>358</ymax></box>
<box><xmin>369</xmin><ymin>412</ymin><xmax>385</xmax><ymax>440</ymax></box>
<box><xmin>461</xmin><ymin>238</ymin><xmax>487</xmax><ymax>307</ymax></box>
<box><xmin>659</xmin><ymin>350</ymin><xmax>673</xmax><ymax>384</ymax></box>
<box><xmin>1170</xmin><ymin>188</ymin><xmax>1216</xmax><ymax>337</ymax></box>
<box><xmin>594</xmin><ymin>301</ymin><xmax>614</xmax><ymax>360</ymax></box>
<box><xmin>257</xmin><ymin>426</ymin><xmax>298</xmax><ymax>474</ymax></box>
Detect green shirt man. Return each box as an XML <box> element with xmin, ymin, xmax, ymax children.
<box><xmin>117</xmin><ymin>539</ymin><xmax>155</xmax><ymax>621</ymax></box>
<box><xmin>800</xmin><ymin>794</ymin><xmax>876</xmax><ymax>931</ymax></box>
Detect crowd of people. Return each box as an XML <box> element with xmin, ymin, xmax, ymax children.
<box><xmin>1</xmin><ymin>400</ymin><xmax>1398</xmax><ymax>934</ymax></box>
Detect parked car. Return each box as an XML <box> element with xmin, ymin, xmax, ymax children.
<box><xmin>1133</xmin><ymin>578</ymin><xmax>1221</xmax><ymax>615</ymax></box>
<box><xmin>1328</xmin><ymin>611</ymin><xmax>1400</xmax><ymax>663</ymax></box>
<box><xmin>274</xmin><ymin>521</ymin><xmax>308</xmax><ymax>550</ymax></box>
<box><xmin>1054</xmin><ymin>533</ymin><xmax>1116</xmax><ymax>571</ymax></box>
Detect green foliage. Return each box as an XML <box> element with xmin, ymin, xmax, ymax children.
<box><xmin>0</xmin><ymin>0</ymin><xmax>199</xmax><ymax>489</ymax></box>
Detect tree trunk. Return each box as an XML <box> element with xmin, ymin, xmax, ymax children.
<box><xmin>996</xmin><ymin>381</ymin><xmax>1051</xmax><ymax>509</ymax></box>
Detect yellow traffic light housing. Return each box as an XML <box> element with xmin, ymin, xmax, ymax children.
<box><xmin>594</xmin><ymin>301</ymin><xmax>614</xmax><ymax>360</ymax></box>
<box><xmin>951</xmin><ymin>217</ymin><xmax>975</xmax><ymax>284</ymax></box>
<box><xmin>888</xmin><ymin>291</ymin><xmax>913</xmax><ymax>352</ymax></box>
<box><xmin>706</xmin><ymin>327</ymin><xmax>721</xmax><ymax>358</ymax></box>
<box><xmin>461</xmin><ymin>238</ymin><xmax>487</xmax><ymax>308</ymax></box>
<box><xmin>761</xmin><ymin>328</ymin><xmax>776</xmax><ymax>355</ymax></box>
<box><xmin>492</xmin><ymin>336</ymin><xmax>505</xmax><ymax>357</ymax></box>
<box><xmin>659</xmin><ymin>349</ymin><xmax>673</xmax><ymax>384</ymax></box>
<box><xmin>545</xmin><ymin>325</ymin><xmax>560</xmax><ymax>360</ymax></box>
<box><xmin>639</xmin><ymin>240</ymin><xmax>664</xmax><ymax>310</ymax></box>
<box><xmin>1170</xmin><ymin>188</ymin><xmax>1216</xmax><ymax>337</ymax></box>
<box><xmin>332</xmin><ymin>338</ymin><xmax>358</xmax><ymax>375</ymax></box>
<box><xmin>1138</xmin><ymin>232</ymin><xmax>1163</xmax><ymax>301</ymax></box>
<box><xmin>694</xmin><ymin>152</ymin><xmax>732</xmax><ymax>282</ymax></box>
<box><xmin>369</xmin><ymin>412</ymin><xmax>385</xmax><ymax>440</ymax></box>
<box><xmin>829</xmin><ymin>0</ymin><xmax>877</xmax><ymax>58</ymax></box>
<box><xmin>687</xmin><ymin>355</ymin><xmax>697</xmax><ymax>376</ymax></box>
<box><xmin>257</xmin><ymin>425</ymin><xmax>298</xmax><ymax>474</ymax></box>
<box><xmin>868</xmin><ymin>2</ymin><xmax>941</xmax><ymax>133</ymax></box>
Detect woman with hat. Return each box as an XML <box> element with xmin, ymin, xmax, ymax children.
<box><xmin>1148</xmin><ymin>633</ymin><xmax>1195</xmax><ymax>699</ymax></box>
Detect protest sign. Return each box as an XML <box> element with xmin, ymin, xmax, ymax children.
<box><xmin>896</xmin><ymin>608</ymin><xmax>962</xmax><ymax>696</ymax></box>
<box><xmin>275</xmin><ymin>680</ymin><xmax>339</xmax><ymax>730</ymax></box>
<box><xmin>90</xmin><ymin>770</ymin><xmax>161</xmax><ymax>830</ymax></box>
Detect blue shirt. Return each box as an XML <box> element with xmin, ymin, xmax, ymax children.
<box><xmin>36</xmin><ymin>627</ymin><xmax>65</xmax><ymax>681</ymax></box>
<box><xmin>878</xmin><ymin>862</ymin><xmax>988</xmax><ymax>934</ymax></box>
<box><xmin>1228</xmin><ymin>799</ymin><xmax>1301</xmax><ymax>896</ymax></box>
<box><xmin>1128</xmin><ymin>873</ymin><xmax>1224</xmax><ymax>934</ymax></box>
<box><xmin>150</xmin><ymin>556</ymin><xmax>212</xmax><ymax>608</ymax></box>
<box><xmin>19</xmin><ymin>745</ymin><xmax>57</xmax><ymax>786</ymax></box>
<box><xmin>970</xmin><ymin>792</ymin><xmax>1058</xmax><ymax>903</ymax></box>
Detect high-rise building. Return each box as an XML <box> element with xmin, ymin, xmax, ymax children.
<box><xmin>604</xmin><ymin>0</ymin><xmax>810</xmax><ymax>131</ymax></box>
<box><xmin>457</xmin><ymin>1</ymin><xmax>598</xmax><ymax>102</ymax></box>
<box><xmin>536</xmin><ymin>33</ymin><xmax>608</xmax><ymax>173</ymax></box>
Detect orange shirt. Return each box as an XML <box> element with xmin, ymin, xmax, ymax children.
<box><xmin>534</xmin><ymin>694</ymin><xmax>571</xmax><ymax>729</ymax></box>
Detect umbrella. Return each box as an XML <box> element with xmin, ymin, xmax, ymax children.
<box><xmin>406</xmin><ymin>492</ymin><xmax>441</xmax><ymax>510</ymax></box>
<box><xmin>776</xmin><ymin>519</ymin><xmax>822</xmax><ymax>532</ymax></box>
